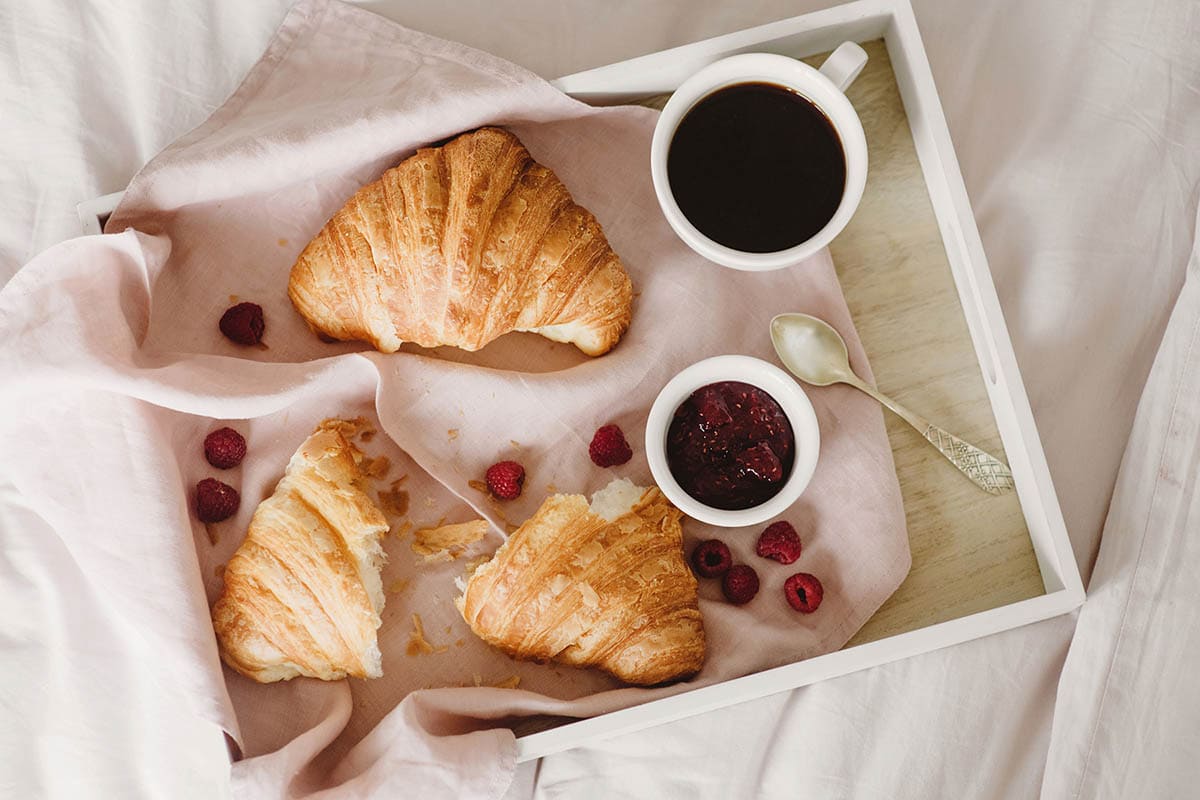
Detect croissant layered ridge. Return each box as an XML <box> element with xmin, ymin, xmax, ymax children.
<box><xmin>288</xmin><ymin>127</ymin><xmax>634</xmax><ymax>356</ymax></box>
<box><xmin>211</xmin><ymin>429</ymin><xmax>390</xmax><ymax>683</ymax></box>
<box><xmin>459</xmin><ymin>481</ymin><xmax>706</xmax><ymax>686</ymax></box>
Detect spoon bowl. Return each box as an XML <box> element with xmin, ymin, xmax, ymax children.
<box><xmin>770</xmin><ymin>313</ymin><xmax>857</xmax><ymax>386</ymax></box>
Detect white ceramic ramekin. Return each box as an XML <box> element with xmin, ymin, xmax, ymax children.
<box><xmin>645</xmin><ymin>355</ymin><xmax>821</xmax><ymax>527</ymax></box>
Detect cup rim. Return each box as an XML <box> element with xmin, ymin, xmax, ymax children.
<box><xmin>645</xmin><ymin>355</ymin><xmax>821</xmax><ymax>527</ymax></box>
<box><xmin>650</xmin><ymin>52</ymin><xmax>868</xmax><ymax>272</ymax></box>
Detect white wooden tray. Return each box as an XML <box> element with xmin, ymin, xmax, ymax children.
<box><xmin>79</xmin><ymin>0</ymin><xmax>1083</xmax><ymax>763</ymax></box>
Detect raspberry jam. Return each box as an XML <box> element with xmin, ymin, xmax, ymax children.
<box><xmin>666</xmin><ymin>381</ymin><xmax>795</xmax><ymax>510</ymax></box>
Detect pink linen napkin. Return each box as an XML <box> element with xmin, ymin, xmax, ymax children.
<box><xmin>0</xmin><ymin>0</ymin><xmax>909</xmax><ymax>796</ymax></box>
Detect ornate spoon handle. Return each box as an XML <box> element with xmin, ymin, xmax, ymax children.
<box><xmin>847</xmin><ymin>377</ymin><xmax>1015</xmax><ymax>495</ymax></box>
<box><xmin>919</xmin><ymin>423</ymin><xmax>1015</xmax><ymax>495</ymax></box>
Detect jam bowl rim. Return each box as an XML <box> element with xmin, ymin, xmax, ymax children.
<box><xmin>644</xmin><ymin>354</ymin><xmax>821</xmax><ymax>527</ymax></box>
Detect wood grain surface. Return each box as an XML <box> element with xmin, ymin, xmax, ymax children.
<box><xmin>825</xmin><ymin>41</ymin><xmax>1044</xmax><ymax>644</ymax></box>
<box><xmin>642</xmin><ymin>39</ymin><xmax>1045</xmax><ymax>646</ymax></box>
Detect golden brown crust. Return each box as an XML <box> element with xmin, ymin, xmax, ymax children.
<box><xmin>288</xmin><ymin>127</ymin><xmax>634</xmax><ymax>356</ymax></box>
<box><xmin>211</xmin><ymin>429</ymin><xmax>390</xmax><ymax>683</ymax></box>
<box><xmin>459</xmin><ymin>488</ymin><xmax>705</xmax><ymax>686</ymax></box>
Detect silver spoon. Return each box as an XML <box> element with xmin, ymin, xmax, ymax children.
<box><xmin>770</xmin><ymin>312</ymin><xmax>1015</xmax><ymax>495</ymax></box>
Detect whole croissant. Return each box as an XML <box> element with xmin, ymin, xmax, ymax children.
<box><xmin>211</xmin><ymin>427</ymin><xmax>389</xmax><ymax>683</ymax></box>
<box><xmin>458</xmin><ymin>479</ymin><xmax>705</xmax><ymax>686</ymax></box>
<box><xmin>288</xmin><ymin>127</ymin><xmax>634</xmax><ymax>356</ymax></box>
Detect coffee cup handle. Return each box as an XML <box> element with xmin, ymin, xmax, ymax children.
<box><xmin>818</xmin><ymin>41</ymin><xmax>868</xmax><ymax>92</ymax></box>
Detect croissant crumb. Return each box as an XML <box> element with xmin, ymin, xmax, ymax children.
<box><xmin>406</xmin><ymin>613</ymin><xmax>448</xmax><ymax>656</ymax></box>
<box><xmin>316</xmin><ymin>416</ymin><xmax>372</xmax><ymax>440</ymax></box>
<box><xmin>378</xmin><ymin>487</ymin><xmax>409</xmax><ymax>517</ymax></box>
<box><xmin>364</xmin><ymin>456</ymin><xmax>391</xmax><ymax>479</ymax></box>
<box><xmin>412</xmin><ymin>519</ymin><xmax>489</xmax><ymax>560</ymax></box>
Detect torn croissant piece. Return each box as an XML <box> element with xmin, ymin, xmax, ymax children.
<box><xmin>211</xmin><ymin>428</ymin><xmax>389</xmax><ymax>683</ymax></box>
<box><xmin>288</xmin><ymin>126</ymin><xmax>634</xmax><ymax>356</ymax></box>
<box><xmin>411</xmin><ymin>519</ymin><xmax>489</xmax><ymax>561</ymax></box>
<box><xmin>458</xmin><ymin>479</ymin><xmax>705</xmax><ymax>686</ymax></box>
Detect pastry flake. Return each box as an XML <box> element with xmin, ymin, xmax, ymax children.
<box><xmin>411</xmin><ymin>519</ymin><xmax>489</xmax><ymax>561</ymax></box>
<box><xmin>406</xmin><ymin>613</ymin><xmax>448</xmax><ymax>656</ymax></box>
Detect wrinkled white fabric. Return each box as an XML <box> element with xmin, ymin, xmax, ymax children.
<box><xmin>1</xmin><ymin>1</ymin><xmax>911</xmax><ymax>796</ymax></box>
<box><xmin>3</xmin><ymin>1</ymin><xmax>1200</xmax><ymax>799</ymax></box>
<box><xmin>1042</xmin><ymin>203</ymin><xmax>1200</xmax><ymax>799</ymax></box>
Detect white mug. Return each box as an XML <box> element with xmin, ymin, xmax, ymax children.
<box><xmin>650</xmin><ymin>42</ymin><xmax>869</xmax><ymax>271</ymax></box>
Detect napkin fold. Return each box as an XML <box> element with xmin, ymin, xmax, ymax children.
<box><xmin>0</xmin><ymin>1</ymin><xmax>909</xmax><ymax>796</ymax></box>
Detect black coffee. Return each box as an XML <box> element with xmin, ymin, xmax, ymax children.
<box><xmin>667</xmin><ymin>82</ymin><xmax>846</xmax><ymax>253</ymax></box>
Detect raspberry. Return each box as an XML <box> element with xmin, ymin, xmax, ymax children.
<box><xmin>196</xmin><ymin>478</ymin><xmax>240</xmax><ymax>523</ymax></box>
<box><xmin>203</xmin><ymin>427</ymin><xmax>247</xmax><ymax>469</ymax></box>
<box><xmin>735</xmin><ymin>441</ymin><xmax>783</xmax><ymax>483</ymax></box>
<box><xmin>485</xmin><ymin>460</ymin><xmax>525</xmax><ymax>500</ymax></box>
<box><xmin>219</xmin><ymin>302</ymin><xmax>265</xmax><ymax>345</ymax></box>
<box><xmin>756</xmin><ymin>520</ymin><xmax>802</xmax><ymax>564</ymax></box>
<box><xmin>589</xmin><ymin>424</ymin><xmax>633</xmax><ymax>467</ymax></box>
<box><xmin>690</xmin><ymin>539</ymin><xmax>733</xmax><ymax>578</ymax></box>
<box><xmin>784</xmin><ymin>572</ymin><xmax>824</xmax><ymax>613</ymax></box>
<box><xmin>722</xmin><ymin>564</ymin><xmax>759</xmax><ymax>605</ymax></box>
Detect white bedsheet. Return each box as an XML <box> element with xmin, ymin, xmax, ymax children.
<box><xmin>2</xmin><ymin>1</ymin><xmax>1199</xmax><ymax>798</ymax></box>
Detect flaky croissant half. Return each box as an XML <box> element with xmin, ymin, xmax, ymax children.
<box><xmin>211</xmin><ymin>428</ymin><xmax>389</xmax><ymax>683</ymax></box>
<box><xmin>288</xmin><ymin>127</ymin><xmax>634</xmax><ymax>356</ymax></box>
<box><xmin>458</xmin><ymin>479</ymin><xmax>705</xmax><ymax>686</ymax></box>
